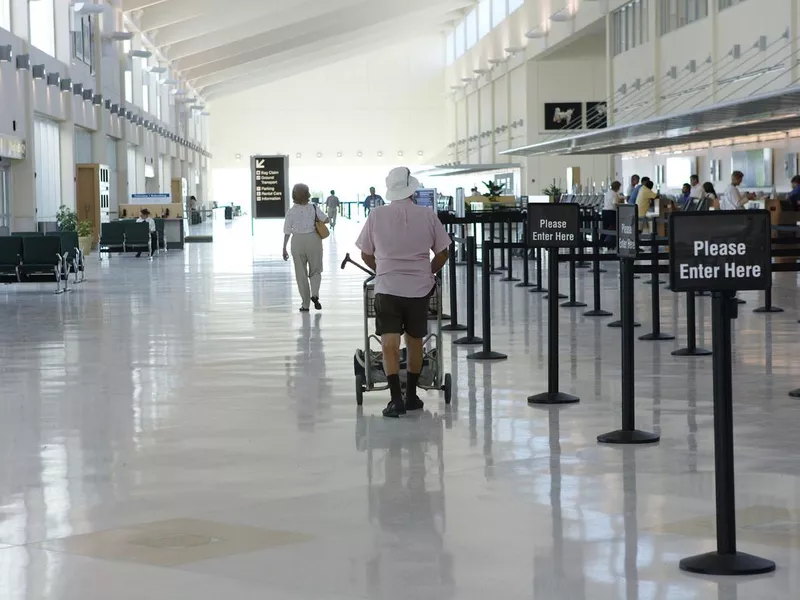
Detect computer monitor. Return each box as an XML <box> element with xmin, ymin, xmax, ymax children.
<box><xmin>414</xmin><ymin>188</ymin><xmax>437</xmax><ymax>210</ymax></box>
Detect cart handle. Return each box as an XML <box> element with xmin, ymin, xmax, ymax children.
<box><xmin>341</xmin><ymin>253</ymin><xmax>375</xmax><ymax>277</ymax></box>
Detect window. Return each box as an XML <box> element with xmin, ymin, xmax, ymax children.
<box><xmin>492</xmin><ymin>0</ymin><xmax>507</xmax><ymax>27</ymax></box>
<box><xmin>446</xmin><ymin>31</ymin><xmax>455</xmax><ymax>64</ymax></box>
<box><xmin>466</xmin><ymin>9</ymin><xmax>477</xmax><ymax>49</ymax></box>
<box><xmin>719</xmin><ymin>0</ymin><xmax>748</xmax><ymax>9</ymax></box>
<box><xmin>34</xmin><ymin>117</ymin><xmax>61</xmax><ymax>221</ymax></box>
<box><xmin>509</xmin><ymin>0</ymin><xmax>524</xmax><ymax>13</ymax></box>
<box><xmin>127</xmin><ymin>145</ymin><xmax>137</xmax><ymax>198</ymax></box>
<box><xmin>0</xmin><ymin>0</ymin><xmax>10</xmax><ymax>31</ymax></box>
<box><xmin>72</xmin><ymin>14</ymin><xmax>95</xmax><ymax>71</ymax></box>
<box><xmin>142</xmin><ymin>79</ymin><xmax>149</xmax><ymax>113</ymax></box>
<box><xmin>124</xmin><ymin>71</ymin><xmax>133</xmax><ymax>103</ymax></box>
<box><xmin>29</xmin><ymin>0</ymin><xmax>55</xmax><ymax>57</ymax></box>
<box><xmin>157</xmin><ymin>95</ymin><xmax>162</xmax><ymax>120</ymax></box>
<box><xmin>612</xmin><ymin>0</ymin><xmax>649</xmax><ymax>57</ymax></box>
<box><xmin>660</xmin><ymin>0</ymin><xmax>708</xmax><ymax>36</ymax></box>
<box><xmin>455</xmin><ymin>21</ymin><xmax>465</xmax><ymax>57</ymax></box>
<box><xmin>478</xmin><ymin>0</ymin><xmax>491</xmax><ymax>39</ymax></box>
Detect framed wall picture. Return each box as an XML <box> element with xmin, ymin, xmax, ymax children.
<box><xmin>586</xmin><ymin>101</ymin><xmax>608</xmax><ymax>129</ymax></box>
<box><xmin>544</xmin><ymin>102</ymin><xmax>583</xmax><ymax>131</ymax></box>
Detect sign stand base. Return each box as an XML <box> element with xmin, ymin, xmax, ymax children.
<box><xmin>679</xmin><ymin>551</ymin><xmax>775</xmax><ymax>576</ymax></box>
<box><xmin>598</xmin><ymin>429</ymin><xmax>660</xmax><ymax>444</ymax></box>
<box><xmin>753</xmin><ymin>306</ymin><xmax>784</xmax><ymax>314</ymax></box>
<box><xmin>788</xmin><ymin>388</ymin><xmax>800</xmax><ymax>398</ymax></box>
<box><xmin>672</xmin><ymin>347</ymin><xmax>712</xmax><ymax>357</ymax></box>
<box><xmin>528</xmin><ymin>391</ymin><xmax>580</xmax><ymax>405</ymax></box>
<box><xmin>453</xmin><ymin>336</ymin><xmax>482</xmax><ymax>346</ymax></box>
<box><xmin>467</xmin><ymin>350</ymin><xmax>508</xmax><ymax>361</ymax></box>
<box><xmin>584</xmin><ymin>309</ymin><xmax>613</xmax><ymax>317</ymax></box>
<box><xmin>609</xmin><ymin>320</ymin><xmax>641</xmax><ymax>328</ymax></box>
<box><xmin>638</xmin><ymin>332</ymin><xmax>676</xmax><ymax>341</ymax></box>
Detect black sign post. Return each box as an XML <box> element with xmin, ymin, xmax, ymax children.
<box><xmin>251</xmin><ymin>155</ymin><xmax>289</xmax><ymax>220</ymax></box>
<box><xmin>598</xmin><ymin>204</ymin><xmax>659</xmax><ymax>445</ymax></box>
<box><xmin>527</xmin><ymin>203</ymin><xmax>580</xmax><ymax>405</ymax></box>
<box><xmin>670</xmin><ymin>211</ymin><xmax>775</xmax><ymax>577</ymax></box>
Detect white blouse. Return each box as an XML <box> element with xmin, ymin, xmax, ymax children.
<box><xmin>283</xmin><ymin>203</ymin><xmax>328</xmax><ymax>235</ymax></box>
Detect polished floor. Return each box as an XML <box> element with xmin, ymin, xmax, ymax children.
<box><xmin>1</xmin><ymin>215</ymin><xmax>800</xmax><ymax>599</ymax></box>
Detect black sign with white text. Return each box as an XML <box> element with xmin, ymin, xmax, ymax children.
<box><xmin>616</xmin><ymin>204</ymin><xmax>638</xmax><ymax>258</ymax></box>
<box><xmin>252</xmin><ymin>155</ymin><xmax>288</xmax><ymax>219</ymax></box>
<box><xmin>527</xmin><ymin>203</ymin><xmax>580</xmax><ymax>248</ymax></box>
<box><xmin>669</xmin><ymin>211</ymin><xmax>771</xmax><ymax>292</ymax></box>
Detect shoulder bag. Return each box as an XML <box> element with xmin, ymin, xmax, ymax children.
<box><xmin>313</xmin><ymin>205</ymin><xmax>330</xmax><ymax>239</ymax></box>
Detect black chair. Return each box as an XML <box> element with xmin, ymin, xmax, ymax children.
<box><xmin>99</xmin><ymin>222</ymin><xmax>125</xmax><ymax>258</ymax></box>
<box><xmin>19</xmin><ymin>236</ymin><xmax>66</xmax><ymax>293</ymax></box>
<box><xmin>11</xmin><ymin>231</ymin><xmax>42</xmax><ymax>236</ymax></box>
<box><xmin>0</xmin><ymin>237</ymin><xmax>22</xmax><ymax>283</ymax></box>
<box><xmin>47</xmin><ymin>231</ymin><xmax>84</xmax><ymax>283</ymax></box>
<box><xmin>123</xmin><ymin>221</ymin><xmax>152</xmax><ymax>257</ymax></box>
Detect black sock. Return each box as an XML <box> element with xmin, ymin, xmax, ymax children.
<box><xmin>387</xmin><ymin>374</ymin><xmax>403</xmax><ymax>403</ymax></box>
<box><xmin>407</xmin><ymin>372</ymin><xmax>420</xmax><ymax>399</ymax></box>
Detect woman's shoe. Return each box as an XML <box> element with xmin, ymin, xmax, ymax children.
<box><xmin>311</xmin><ymin>297</ymin><xmax>322</xmax><ymax>310</ymax></box>
<box><xmin>299</xmin><ymin>307</ymin><xmax>310</xmax><ymax>313</ymax></box>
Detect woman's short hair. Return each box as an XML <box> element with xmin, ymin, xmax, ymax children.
<box><xmin>292</xmin><ymin>184</ymin><xmax>310</xmax><ymax>204</ymax></box>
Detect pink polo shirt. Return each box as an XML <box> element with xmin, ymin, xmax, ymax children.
<box><xmin>355</xmin><ymin>199</ymin><xmax>451</xmax><ymax>298</ymax></box>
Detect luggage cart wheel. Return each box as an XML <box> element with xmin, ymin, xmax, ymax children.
<box><xmin>355</xmin><ymin>374</ymin><xmax>365</xmax><ymax>406</ymax></box>
<box><xmin>443</xmin><ymin>373</ymin><xmax>452</xmax><ymax>405</ymax></box>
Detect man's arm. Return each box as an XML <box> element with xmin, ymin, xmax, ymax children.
<box><xmin>361</xmin><ymin>252</ymin><xmax>377</xmax><ymax>271</ymax></box>
<box><xmin>430</xmin><ymin>248</ymin><xmax>449</xmax><ymax>274</ymax></box>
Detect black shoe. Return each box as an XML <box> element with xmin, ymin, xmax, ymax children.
<box><xmin>300</xmin><ymin>307</ymin><xmax>310</xmax><ymax>313</ymax></box>
<box><xmin>311</xmin><ymin>297</ymin><xmax>322</xmax><ymax>310</ymax></box>
<box><xmin>136</xmin><ymin>252</ymin><xmax>141</xmax><ymax>258</ymax></box>
<box><xmin>382</xmin><ymin>399</ymin><xmax>406</xmax><ymax>418</ymax></box>
<box><xmin>405</xmin><ymin>396</ymin><xmax>424</xmax><ymax>411</ymax></box>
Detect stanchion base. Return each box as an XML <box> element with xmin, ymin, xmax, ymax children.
<box><xmin>679</xmin><ymin>551</ymin><xmax>776</xmax><ymax>576</ymax></box>
<box><xmin>528</xmin><ymin>392</ymin><xmax>580</xmax><ymax>405</ymax></box>
<box><xmin>544</xmin><ymin>293</ymin><xmax>568</xmax><ymax>300</ymax></box>
<box><xmin>489</xmin><ymin>270</ymin><xmax>504</xmax><ymax>276</ymax></box>
<box><xmin>495</xmin><ymin>266</ymin><xmax>508</xmax><ymax>272</ymax></box>
<box><xmin>589</xmin><ymin>269</ymin><xmax>608</xmax><ymax>274</ymax></box>
<box><xmin>597</xmin><ymin>429</ymin><xmax>660</xmax><ymax>445</ymax></box>
<box><xmin>466</xmin><ymin>350</ymin><xmax>508</xmax><ymax>361</ymax></box>
<box><xmin>754</xmin><ymin>306</ymin><xmax>784</xmax><ymax>314</ymax></box>
<box><xmin>643</xmin><ymin>280</ymin><xmax>666</xmax><ymax>285</ymax></box>
<box><xmin>516</xmin><ymin>282</ymin><xmax>538</xmax><ymax>288</ymax></box>
<box><xmin>584</xmin><ymin>309</ymin><xmax>613</xmax><ymax>317</ymax></box>
<box><xmin>639</xmin><ymin>332</ymin><xmax>676</xmax><ymax>341</ymax></box>
<box><xmin>608</xmin><ymin>320</ymin><xmax>642</xmax><ymax>328</ymax></box>
<box><xmin>736</xmin><ymin>298</ymin><xmax>746</xmax><ymax>305</ymax></box>
<box><xmin>453</xmin><ymin>336</ymin><xmax>483</xmax><ymax>346</ymax></box>
<box><xmin>529</xmin><ymin>287</ymin><xmax>548</xmax><ymax>294</ymax></box>
<box><xmin>789</xmin><ymin>388</ymin><xmax>800</xmax><ymax>398</ymax></box>
<box><xmin>500</xmin><ymin>277</ymin><xmax>521</xmax><ymax>282</ymax></box>
<box><xmin>561</xmin><ymin>301</ymin><xmax>588</xmax><ymax>308</ymax></box>
<box><xmin>442</xmin><ymin>324</ymin><xmax>468</xmax><ymax>332</ymax></box>
<box><xmin>672</xmin><ymin>347</ymin><xmax>712</xmax><ymax>356</ymax></box>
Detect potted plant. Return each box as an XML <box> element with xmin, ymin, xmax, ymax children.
<box><xmin>482</xmin><ymin>180</ymin><xmax>507</xmax><ymax>201</ymax></box>
<box><xmin>542</xmin><ymin>182</ymin><xmax>564</xmax><ymax>202</ymax></box>
<box><xmin>56</xmin><ymin>205</ymin><xmax>78</xmax><ymax>232</ymax></box>
<box><xmin>77</xmin><ymin>220</ymin><xmax>94</xmax><ymax>256</ymax></box>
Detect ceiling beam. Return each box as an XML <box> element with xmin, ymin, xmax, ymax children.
<box><xmin>137</xmin><ymin>0</ymin><xmax>286</xmax><ymax>31</ymax></box>
<box><xmin>121</xmin><ymin>0</ymin><xmax>172</xmax><ymax>11</ymax></box>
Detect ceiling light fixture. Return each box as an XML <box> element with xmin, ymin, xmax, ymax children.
<box><xmin>46</xmin><ymin>72</ymin><xmax>60</xmax><ymax>87</ymax></box>
<box><xmin>128</xmin><ymin>49</ymin><xmax>152</xmax><ymax>59</ymax></box>
<box><xmin>525</xmin><ymin>26</ymin><xmax>548</xmax><ymax>39</ymax></box>
<box><xmin>15</xmin><ymin>54</ymin><xmax>30</xmax><ymax>70</ymax></box>
<box><xmin>32</xmin><ymin>64</ymin><xmax>46</xmax><ymax>79</ymax></box>
<box><xmin>72</xmin><ymin>82</ymin><xmax>83</xmax><ymax>95</ymax></box>
<box><xmin>550</xmin><ymin>7</ymin><xmax>576</xmax><ymax>22</ymax></box>
<box><xmin>103</xmin><ymin>31</ymin><xmax>134</xmax><ymax>42</ymax></box>
<box><xmin>505</xmin><ymin>46</ymin><xmax>525</xmax><ymax>55</ymax></box>
<box><xmin>73</xmin><ymin>2</ymin><xmax>110</xmax><ymax>15</ymax></box>
<box><xmin>60</xmin><ymin>77</ymin><xmax>72</xmax><ymax>92</ymax></box>
<box><xmin>148</xmin><ymin>66</ymin><xmax>167</xmax><ymax>74</ymax></box>
<box><xmin>487</xmin><ymin>58</ymin><xmax>505</xmax><ymax>66</ymax></box>
<box><xmin>0</xmin><ymin>45</ymin><xmax>12</xmax><ymax>63</ymax></box>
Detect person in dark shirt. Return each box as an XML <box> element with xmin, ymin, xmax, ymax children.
<box><xmin>678</xmin><ymin>183</ymin><xmax>692</xmax><ymax>208</ymax></box>
<box><xmin>788</xmin><ymin>176</ymin><xmax>800</xmax><ymax>209</ymax></box>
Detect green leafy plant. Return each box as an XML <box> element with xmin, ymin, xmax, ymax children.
<box><xmin>77</xmin><ymin>220</ymin><xmax>94</xmax><ymax>238</ymax></box>
<box><xmin>542</xmin><ymin>183</ymin><xmax>563</xmax><ymax>199</ymax></box>
<box><xmin>56</xmin><ymin>205</ymin><xmax>78</xmax><ymax>232</ymax></box>
<box><xmin>482</xmin><ymin>180</ymin><xmax>506</xmax><ymax>199</ymax></box>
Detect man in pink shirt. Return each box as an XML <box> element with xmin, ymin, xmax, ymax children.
<box><xmin>356</xmin><ymin>167</ymin><xmax>452</xmax><ymax>418</ymax></box>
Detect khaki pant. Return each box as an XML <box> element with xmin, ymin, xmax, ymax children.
<box><xmin>291</xmin><ymin>233</ymin><xmax>323</xmax><ymax>308</ymax></box>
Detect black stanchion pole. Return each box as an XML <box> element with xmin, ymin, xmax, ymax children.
<box><xmin>530</xmin><ymin>247</ymin><xmax>547</xmax><ymax>293</ymax></box>
<box><xmin>517</xmin><ymin>220</ymin><xmax>536</xmax><ymax>288</ymax></box>
<box><xmin>442</xmin><ymin>235</ymin><xmax>467</xmax><ymax>333</ymax></box>
<box><xmin>561</xmin><ymin>248</ymin><xmax>587</xmax><ymax>308</ymax></box>
<box><xmin>753</xmin><ymin>283</ymin><xmax>783</xmax><ymax>313</ymax></box>
<box><xmin>639</xmin><ymin>239</ymin><xmax>675</xmax><ymax>341</ymax></box>
<box><xmin>589</xmin><ymin>215</ymin><xmax>607</xmax><ymax>274</ymax></box>
<box><xmin>679</xmin><ymin>292</ymin><xmax>776</xmax><ymax>576</ymax></box>
<box><xmin>598</xmin><ymin>257</ymin><xmax>660</xmax><ymax>444</ymax></box>
<box><xmin>498</xmin><ymin>219</ymin><xmax>507</xmax><ymax>272</ymax></box>
<box><xmin>528</xmin><ymin>248</ymin><xmax>580</xmax><ymax>405</ymax></box>
<box><xmin>454</xmin><ymin>237</ymin><xmax>482</xmax><ymax>346</ymax></box>
<box><xmin>488</xmin><ymin>222</ymin><xmax>502</xmax><ymax>274</ymax></box>
<box><xmin>585</xmin><ymin>216</ymin><xmax>612</xmax><ymax>317</ymax></box>
<box><xmin>576</xmin><ymin>212</ymin><xmax>590</xmax><ymax>268</ymax></box>
<box><xmin>672</xmin><ymin>292</ymin><xmax>712</xmax><ymax>356</ymax></box>
<box><xmin>501</xmin><ymin>219</ymin><xmax>520</xmax><ymax>283</ymax></box>
<box><xmin>467</xmin><ymin>241</ymin><xmax>507</xmax><ymax>361</ymax></box>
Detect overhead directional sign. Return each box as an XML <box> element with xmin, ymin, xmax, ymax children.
<box><xmin>669</xmin><ymin>210</ymin><xmax>771</xmax><ymax>292</ymax></box>
<box><xmin>251</xmin><ymin>155</ymin><xmax>289</xmax><ymax>219</ymax></box>
<box><xmin>527</xmin><ymin>202</ymin><xmax>580</xmax><ymax>248</ymax></box>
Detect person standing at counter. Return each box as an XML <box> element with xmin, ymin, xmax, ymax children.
<box><xmin>689</xmin><ymin>175</ymin><xmax>703</xmax><ymax>199</ymax></box>
<box><xmin>787</xmin><ymin>176</ymin><xmax>800</xmax><ymax>209</ymax></box>
<box><xmin>603</xmin><ymin>181</ymin><xmax>624</xmax><ymax>210</ymax></box>
<box><xmin>626</xmin><ymin>174</ymin><xmax>640</xmax><ymax>200</ymax></box>
<box><xmin>720</xmin><ymin>170</ymin><xmax>752</xmax><ymax>210</ymax></box>
<box><xmin>283</xmin><ymin>184</ymin><xmax>330</xmax><ymax>312</ymax></box>
<box><xmin>136</xmin><ymin>209</ymin><xmax>157</xmax><ymax>258</ymax></box>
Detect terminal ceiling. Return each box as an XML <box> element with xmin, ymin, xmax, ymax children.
<box><xmin>123</xmin><ymin>0</ymin><xmax>477</xmax><ymax>100</ymax></box>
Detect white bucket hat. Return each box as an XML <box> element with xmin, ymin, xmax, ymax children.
<box><xmin>385</xmin><ymin>167</ymin><xmax>420</xmax><ymax>202</ymax></box>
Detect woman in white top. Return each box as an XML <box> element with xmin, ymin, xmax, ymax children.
<box><xmin>603</xmin><ymin>181</ymin><xmax>624</xmax><ymax>210</ymax></box>
<box><xmin>282</xmin><ymin>184</ymin><xmax>330</xmax><ymax>312</ymax></box>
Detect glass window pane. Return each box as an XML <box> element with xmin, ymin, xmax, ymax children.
<box><xmin>446</xmin><ymin>32</ymin><xmax>455</xmax><ymax>64</ymax></box>
<box><xmin>0</xmin><ymin>0</ymin><xmax>10</xmax><ymax>31</ymax></box>
<box><xmin>455</xmin><ymin>21</ymin><xmax>465</xmax><ymax>57</ymax></box>
<box><xmin>466</xmin><ymin>9</ymin><xmax>477</xmax><ymax>49</ymax></box>
<box><xmin>509</xmin><ymin>0</ymin><xmax>524</xmax><ymax>13</ymax></box>
<box><xmin>478</xmin><ymin>0</ymin><xmax>491</xmax><ymax>38</ymax></box>
<box><xmin>142</xmin><ymin>82</ymin><xmax>149</xmax><ymax>113</ymax></box>
<box><xmin>124</xmin><ymin>71</ymin><xmax>133</xmax><ymax>103</ymax></box>
<box><xmin>29</xmin><ymin>0</ymin><xmax>55</xmax><ymax>57</ymax></box>
<box><xmin>492</xmin><ymin>0</ymin><xmax>506</xmax><ymax>28</ymax></box>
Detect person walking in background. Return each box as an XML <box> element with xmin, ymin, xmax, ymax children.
<box><xmin>325</xmin><ymin>190</ymin><xmax>340</xmax><ymax>230</ymax></box>
<box><xmin>356</xmin><ymin>167</ymin><xmax>451</xmax><ymax>418</ymax></box>
<box><xmin>283</xmin><ymin>183</ymin><xmax>330</xmax><ymax>312</ymax></box>
<box><xmin>363</xmin><ymin>187</ymin><xmax>384</xmax><ymax>215</ymax></box>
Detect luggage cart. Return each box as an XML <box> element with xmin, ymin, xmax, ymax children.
<box><xmin>341</xmin><ymin>254</ymin><xmax>452</xmax><ymax>406</ymax></box>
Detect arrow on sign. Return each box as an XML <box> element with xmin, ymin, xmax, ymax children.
<box><xmin>256</xmin><ymin>159</ymin><xmax>265</xmax><ymax>169</ymax></box>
